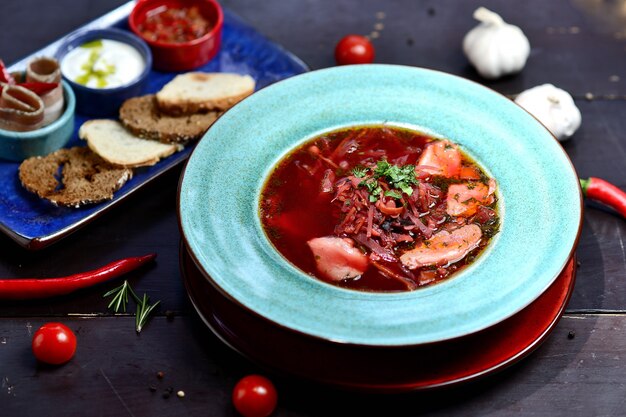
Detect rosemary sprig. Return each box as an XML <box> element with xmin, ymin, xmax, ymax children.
<box><xmin>103</xmin><ymin>280</ymin><xmax>161</xmax><ymax>333</ymax></box>
<box><xmin>136</xmin><ymin>293</ymin><xmax>161</xmax><ymax>333</ymax></box>
<box><xmin>103</xmin><ymin>280</ymin><xmax>134</xmax><ymax>313</ymax></box>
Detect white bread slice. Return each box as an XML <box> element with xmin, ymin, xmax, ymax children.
<box><xmin>79</xmin><ymin>120</ymin><xmax>181</xmax><ymax>168</ymax></box>
<box><xmin>156</xmin><ymin>72</ymin><xmax>255</xmax><ymax>115</ymax></box>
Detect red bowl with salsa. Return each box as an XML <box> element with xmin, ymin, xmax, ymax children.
<box><xmin>128</xmin><ymin>0</ymin><xmax>223</xmax><ymax>71</ymax></box>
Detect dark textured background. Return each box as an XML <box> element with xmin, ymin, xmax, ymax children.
<box><xmin>1</xmin><ymin>0</ymin><xmax>626</xmax><ymax>415</ymax></box>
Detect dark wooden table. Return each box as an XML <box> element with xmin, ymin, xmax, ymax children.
<box><xmin>1</xmin><ymin>0</ymin><xmax>626</xmax><ymax>415</ymax></box>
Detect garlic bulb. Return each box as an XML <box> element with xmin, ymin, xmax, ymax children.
<box><xmin>463</xmin><ymin>7</ymin><xmax>530</xmax><ymax>79</ymax></box>
<box><xmin>514</xmin><ymin>84</ymin><xmax>581</xmax><ymax>141</ymax></box>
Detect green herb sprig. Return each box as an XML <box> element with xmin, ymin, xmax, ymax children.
<box><xmin>135</xmin><ymin>293</ymin><xmax>161</xmax><ymax>333</ymax></box>
<box><xmin>104</xmin><ymin>280</ymin><xmax>161</xmax><ymax>333</ymax></box>
<box><xmin>103</xmin><ymin>280</ymin><xmax>133</xmax><ymax>313</ymax></box>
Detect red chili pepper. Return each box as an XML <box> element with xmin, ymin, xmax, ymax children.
<box><xmin>0</xmin><ymin>253</ymin><xmax>156</xmax><ymax>300</ymax></box>
<box><xmin>580</xmin><ymin>177</ymin><xmax>626</xmax><ymax>217</ymax></box>
<box><xmin>0</xmin><ymin>59</ymin><xmax>15</xmax><ymax>84</ymax></box>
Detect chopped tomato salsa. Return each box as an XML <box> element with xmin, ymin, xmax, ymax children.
<box><xmin>138</xmin><ymin>6</ymin><xmax>212</xmax><ymax>44</ymax></box>
<box><xmin>260</xmin><ymin>125</ymin><xmax>500</xmax><ymax>292</ymax></box>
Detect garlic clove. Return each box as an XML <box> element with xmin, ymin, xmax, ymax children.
<box><xmin>473</xmin><ymin>7</ymin><xmax>505</xmax><ymax>26</ymax></box>
<box><xmin>463</xmin><ymin>7</ymin><xmax>530</xmax><ymax>79</ymax></box>
<box><xmin>514</xmin><ymin>84</ymin><xmax>582</xmax><ymax>141</ymax></box>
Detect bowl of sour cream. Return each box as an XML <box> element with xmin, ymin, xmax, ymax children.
<box><xmin>56</xmin><ymin>28</ymin><xmax>152</xmax><ymax>117</ymax></box>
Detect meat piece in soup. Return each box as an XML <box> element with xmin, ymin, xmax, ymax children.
<box><xmin>417</xmin><ymin>139</ymin><xmax>461</xmax><ymax>178</ymax></box>
<box><xmin>399</xmin><ymin>224</ymin><xmax>482</xmax><ymax>269</ymax></box>
<box><xmin>307</xmin><ymin>236</ymin><xmax>369</xmax><ymax>282</ymax></box>
<box><xmin>446</xmin><ymin>179</ymin><xmax>496</xmax><ymax>217</ymax></box>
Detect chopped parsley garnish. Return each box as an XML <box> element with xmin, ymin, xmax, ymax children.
<box><xmin>360</xmin><ymin>178</ymin><xmax>383</xmax><ymax>202</ymax></box>
<box><xmin>373</xmin><ymin>159</ymin><xmax>419</xmax><ymax>195</ymax></box>
<box><xmin>352</xmin><ymin>166</ymin><xmax>367</xmax><ymax>178</ymax></box>
<box><xmin>384</xmin><ymin>190</ymin><xmax>403</xmax><ymax>199</ymax></box>
<box><xmin>356</xmin><ymin>159</ymin><xmax>419</xmax><ymax>201</ymax></box>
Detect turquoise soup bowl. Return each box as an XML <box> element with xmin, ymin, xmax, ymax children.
<box><xmin>178</xmin><ymin>65</ymin><xmax>582</xmax><ymax>346</ymax></box>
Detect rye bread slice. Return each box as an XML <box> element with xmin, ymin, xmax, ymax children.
<box><xmin>156</xmin><ymin>72</ymin><xmax>255</xmax><ymax>116</ymax></box>
<box><xmin>79</xmin><ymin>119</ymin><xmax>181</xmax><ymax>168</ymax></box>
<box><xmin>19</xmin><ymin>147</ymin><xmax>132</xmax><ymax>208</ymax></box>
<box><xmin>119</xmin><ymin>95</ymin><xmax>221</xmax><ymax>144</ymax></box>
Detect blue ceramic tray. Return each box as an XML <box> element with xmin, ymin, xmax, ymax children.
<box><xmin>4</xmin><ymin>1</ymin><xmax>308</xmax><ymax>250</ymax></box>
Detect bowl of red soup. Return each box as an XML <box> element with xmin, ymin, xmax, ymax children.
<box><xmin>178</xmin><ymin>64</ymin><xmax>582</xmax><ymax>346</ymax></box>
<box><xmin>128</xmin><ymin>0</ymin><xmax>223</xmax><ymax>71</ymax></box>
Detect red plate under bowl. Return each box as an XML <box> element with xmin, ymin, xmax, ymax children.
<box><xmin>180</xmin><ymin>242</ymin><xmax>576</xmax><ymax>393</ymax></box>
<box><xmin>128</xmin><ymin>0</ymin><xmax>223</xmax><ymax>71</ymax></box>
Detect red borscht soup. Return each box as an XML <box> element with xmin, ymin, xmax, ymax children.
<box><xmin>260</xmin><ymin>125</ymin><xmax>499</xmax><ymax>292</ymax></box>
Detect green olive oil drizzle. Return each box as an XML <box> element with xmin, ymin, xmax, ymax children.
<box><xmin>74</xmin><ymin>39</ymin><xmax>116</xmax><ymax>88</ymax></box>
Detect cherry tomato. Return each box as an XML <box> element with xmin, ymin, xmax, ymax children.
<box><xmin>31</xmin><ymin>322</ymin><xmax>77</xmax><ymax>365</ymax></box>
<box><xmin>334</xmin><ymin>35</ymin><xmax>375</xmax><ymax>65</ymax></box>
<box><xmin>232</xmin><ymin>374</ymin><xmax>278</xmax><ymax>417</ymax></box>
